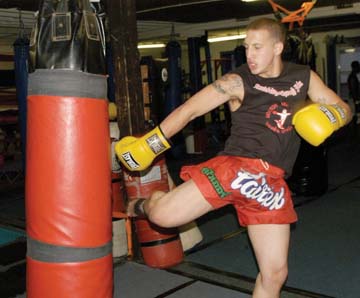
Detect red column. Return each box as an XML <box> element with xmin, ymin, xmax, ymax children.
<box><xmin>26</xmin><ymin>70</ymin><xmax>112</xmax><ymax>298</ymax></box>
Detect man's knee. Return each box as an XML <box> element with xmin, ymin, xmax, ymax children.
<box><xmin>146</xmin><ymin>191</ymin><xmax>177</xmax><ymax>228</ymax></box>
<box><xmin>147</xmin><ymin>206</ymin><xmax>177</xmax><ymax>228</ymax></box>
<box><xmin>260</xmin><ymin>264</ymin><xmax>288</xmax><ymax>289</ymax></box>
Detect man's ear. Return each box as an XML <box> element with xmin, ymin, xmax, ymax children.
<box><xmin>274</xmin><ymin>41</ymin><xmax>284</xmax><ymax>56</ymax></box>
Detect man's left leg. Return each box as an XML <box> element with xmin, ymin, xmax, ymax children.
<box><xmin>248</xmin><ymin>224</ymin><xmax>290</xmax><ymax>298</ymax></box>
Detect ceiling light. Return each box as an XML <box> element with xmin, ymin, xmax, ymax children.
<box><xmin>137</xmin><ymin>43</ymin><xmax>166</xmax><ymax>49</ymax></box>
<box><xmin>344</xmin><ymin>48</ymin><xmax>356</xmax><ymax>53</ymax></box>
<box><xmin>241</xmin><ymin>0</ymin><xmax>261</xmax><ymax>2</ymax></box>
<box><xmin>208</xmin><ymin>33</ymin><xmax>246</xmax><ymax>43</ymax></box>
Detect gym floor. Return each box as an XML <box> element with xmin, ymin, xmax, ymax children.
<box><xmin>0</xmin><ymin>123</ymin><xmax>359</xmax><ymax>298</ymax></box>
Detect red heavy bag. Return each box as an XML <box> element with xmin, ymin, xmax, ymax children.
<box><xmin>136</xmin><ymin>219</ymin><xmax>184</xmax><ymax>268</ymax></box>
<box><xmin>26</xmin><ymin>75</ymin><xmax>112</xmax><ymax>298</ymax></box>
<box><xmin>123</xmin><ymin>156</ymin><xmax>170</xmax><ymax>200</ymax></box>
<box><xmin>26</xmin><ymin>1</ymin><xmax>112</xmax><ymax>297</ymax></box>
<box><xmin>123</xmin><ymin>156</ymin><xmax>184</xmax><ymax>268</ymax></box>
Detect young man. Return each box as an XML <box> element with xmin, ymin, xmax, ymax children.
<box><xmin>116</xmin><ymin>18</ymin><xmax>351</xmax><ymax>298</ymax></box>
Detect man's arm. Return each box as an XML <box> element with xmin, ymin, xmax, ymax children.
<box><xmin>160</xmin><ymin>73</ymin><xmax>244</xmax><ymax>138</ymax></box>
<box><xmin>308</xmin><ymin>70</ymin><xmax>352</xmax><ymax>124</ymax></box>
<box><xmin>115</xmin><ymin>73</ymin><xmax>244</xmax><ymax>171</ymax></box>
<box><xmin>292</xmin><ymin>70</ymin><xmax>352</xmax><ymax>146</ymax></box>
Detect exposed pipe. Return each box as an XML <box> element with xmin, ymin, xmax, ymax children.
<box><xmin>137</xmin><ymin>0</ymin><xmax>223</xmax><ymax>14</ymax></box>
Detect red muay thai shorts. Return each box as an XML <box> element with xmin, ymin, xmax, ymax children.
<box><xmin>180</xmin><ymin>155</ymin><xmax>297</xmax><ymax>226</ymax></box>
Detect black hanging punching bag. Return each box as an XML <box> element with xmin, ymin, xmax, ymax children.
<box><xmin>284</xmin><ymin>34</ymin><xmax>328</xmax><ymax>197</ymax></box>
<box><xmin>233</xmin><ymin>45</ymin><xmax>246</xmax><ymax>67</ymax></box>
<box><xmin>164</xmin><ymin>40</ymin><xmax>185</xmax><ymax>158</ymax></box>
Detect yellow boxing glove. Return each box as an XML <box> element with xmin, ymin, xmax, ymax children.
<box><xmin>292</xmin><ymin>103</ymin><xmax>346</xmax><ymax>146</ymax></box>
<box><xmin>115</xmin><ymin>126</ymin><xmax>171</xmax><ymax>171</ymax></box>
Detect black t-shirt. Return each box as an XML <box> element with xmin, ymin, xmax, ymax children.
<box><xmin>221</xmin><ymin>62</ymin><xmax>310</xmax><ymax>177</ymax></box>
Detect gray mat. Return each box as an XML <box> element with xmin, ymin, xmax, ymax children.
<box><xmin>186</xmin><ymin>183</ymin><xmax>360</xmax><ymax>298</ymax></box>
<box><xmin>327</xmin><ymin>139</ymin><xmax>360</xmax><ymax>189</ymax></box>
<box><xmin>166</xmin><ymin>281</ymin><xmax>251</xmax><ymax>298</ymax></box>
<box><xmin>195</xmin><ymin>205</ymin><xmax>240</xmax><ymax>244</ymax></box>
<box><xmin>113</xmin><ymin>261</ymin><xmax>252</xmax><ymax>298</ymax></box>
<box><xmin>113</xmin><ymin>262</ymin><xmax>192</xmax><ymax>298</ymax></box>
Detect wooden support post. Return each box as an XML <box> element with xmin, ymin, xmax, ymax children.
<box><xmin>106</xmin><ymin>0</ymin><xmax>145</xmax><ymax>136</ymax></box>
<box><xmin>106</xmin><ymin>0</ymin><xmax>146</xmax><ymax>261</ymax></box>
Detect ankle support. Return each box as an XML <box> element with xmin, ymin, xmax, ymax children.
<box><xmin>134</xmin><ymin>199</ymin><xmax>147</xmax><ymax>217</ymax></box>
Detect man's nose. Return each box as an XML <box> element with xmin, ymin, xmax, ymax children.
<box><xmin>246</xmin><ymin>48</ymin><xmax>252</xmax><ymax>59</ymax></box>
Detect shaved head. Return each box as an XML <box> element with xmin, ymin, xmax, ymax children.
<box><xmin>246</xmin><ymin>18</ymin><xmax>287</xmax><ymax>44</ymax></box>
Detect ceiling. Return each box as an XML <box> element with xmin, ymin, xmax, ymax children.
<box><xmin>135</xmin><ymin>0</ymin><xmax>359</xmax><ymax>23</ymax></box>
<box><xmin>0</xmin><ymin>0</ymin><xmax>359</xmax><ymax>43</ymax></box>
<box><xmin>0</xmin><ymin>0</ymin><xmax>358</xmax><ymax>23</ymax></box>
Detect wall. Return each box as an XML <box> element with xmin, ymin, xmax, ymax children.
<box><xmin>139</xmin><ymin>26</ymin><xmax>360</xmax><ymax>97</ymax></box>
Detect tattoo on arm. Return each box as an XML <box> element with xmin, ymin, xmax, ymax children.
<box><xmin>317</xmin><ymin>97</ymin><xmax>328</xmax><ymax>104</ymax></box>
<box><xmin>212</xmin><ymin>81</ymin><xmax>227</xmax><ymax>94</ymax></box>
<box><xmin>212</xmin><ymin>74</ymin><xmax>243</xmax><ymax>95</ymax></box>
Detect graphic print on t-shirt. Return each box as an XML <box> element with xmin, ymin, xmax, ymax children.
<box><xmin>253</xmin><ymin>80</ymin><xmax>304</xmax><ymax>97</ymax></box>
<box><xmin>253</xmin><ymin>80</ymin><xmax>305</xmax><ymax>135</ymax></box>
<box><xmin>265</xmin><ymin>102</ymin><xmax>293</xmax><ymax>134</ymax></box>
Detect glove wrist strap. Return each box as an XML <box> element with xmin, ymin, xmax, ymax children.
<box><xmin>144</xmin><ymin>126</ymin><xmax>171</xmax><ymax>156</ymax></box>
<box><xmin>331</xmin><ymin>104</ymin><xmax>347</xmax><ymax>127</ymax></box>
<box><xmin>158</xmin><ymin>125</ymin><xmax>172</xmax><ymax>147</ymax></box>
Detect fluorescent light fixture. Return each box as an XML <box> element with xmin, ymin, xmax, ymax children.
<box><xmin>241</xmin><ymin>0</ymin><xmax>261</xmax><ymax>2</ymax></box>
<box><xmin>137</xmin><ymin>43</ymin><xmax>166</xmax><ymax>49</ymax></box>
<box><xmin>344</xmin><ymin>48</ymin><xmax>356</xmax><ymax>53</ymax></box>
<box><xmin>208</xmin><ymin>33</ymin><xmax>246</xmax><ymax>43</ymax></box>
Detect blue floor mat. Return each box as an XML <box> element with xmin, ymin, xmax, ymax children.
<box><xmin>0</xmin><ymin>227</ymin><xmax>25</xmax><ymax>246</ymax></box>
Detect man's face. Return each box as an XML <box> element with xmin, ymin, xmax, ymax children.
<box><xmin>244</xmin><ymin>29</ymin><xmax>282</xmax><ymax>77</ymax></box>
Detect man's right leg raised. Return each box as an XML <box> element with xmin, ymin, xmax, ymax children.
<box><xmin>127</xmin><ymin>179</ymin><xmax>214</xmax><ymax>228</ymax></box>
